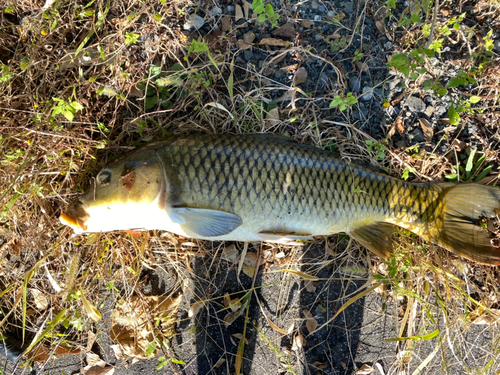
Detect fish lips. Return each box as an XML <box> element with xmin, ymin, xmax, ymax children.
<box><xmin>60</xmin><ymin>199</ymin><xmax>90</xmax><ymax>232</ymax></box>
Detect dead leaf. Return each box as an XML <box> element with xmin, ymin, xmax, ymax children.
<box><xmin>244</xmin><ymin>31</ymin><xmax>255</xmax><ymax>44</ymax></box>
<box><xmin>215</xmin><ymin>357</ymin><xmax>226</xmax><ymax>367</ymax></box>
<box><xmin>232</xmin><ymin>333</ymin><xmax>249</xmax><ymax>345</ymax></box>
<box><xmin>305</xmin><ymin>280</ymin><xmax>316</xmax><ymax>293</ymax></box>
<box><xmin>301</xmin><ymin>20</ymin><xmax>313</xmax><ymax>28</ymax></box>
<box><xmin>470</xmin><ymin>308</ymin><xmax>500</xmax><ymax>325</ymax></box>
<box><xmin>120</xmin><ymin>170</ymin><xmax>135</xmax><ymax>191</ymax></box>
<box><xmin>326</xmin><ymin>33</ymin><xmax>341</xmax><ymax>39</ymax></box>
<box><xmin>243</xmin><ymin>252</ymin><xmax>258</xmax><ymax>268</ymax></box>
<box><xmin>224</xmin><ymin>293</ymin><xmax>241</xmax><ymax>312</ymax></box>
<box><xmin>303</xmin><ymin>309</ymin><xmax>318</xmax><ymax>334</ymax></box>
<box><xmin>221</xmin><ymin>15</ymin><xmax>232</xmax><ymax>32</ymax></box>
<box><xmin>86</xmin><ymin>352</ymin><xmax>106</xmax><ymax>367</ymax></box>
<box><xmin>242</xmin><ymin>1</ymin><xmax>252</xmax><ymax>19</ymax></box>
<box><xmin>259</xmin><ymin>38</ymin><xmax>291</xmax><ymax>47</ymax></box>
<box><xmin>313</xmin><ymin>361</ymin><xmax>328</xmax><ymax>369</ymax></box>
<box><xmin>237</xmin><ymin>40</ymin><xmax>252</xmax><ymax>50</ymax></box>
<box><xmin>387</xmin><ymin>115</ymin><xmax>404</xmax><ymax>139</ymax></box>
<box><xmin>235</xmin><ymin>5</ymin><xmax>244</xmax><ymax>21</ymax></box>
<box><xmin>375</xmin><ymin>20</ymin><xmax>393</xmax><ymax>41</ymax></box>
<box><xmin>266</xmin><ymin>107</ymin><xmax>280</xmax><ymax>128</ymax></box>
<box><xmin>292</xmin><ymin>332</ymin><xmax>306</xmax><ymax>350</ymax></box>
<box><xmin>293</xmin><ymin>67</ymin><xmax>308</xmax><ymax>85</ymax></box>
<box><xmin>110</xmin><ymin>295</ymin><xmax>182</xmax><ymax>361</ymax></box>
<box><xmin>82</xmin><ymin>365</ymin><xmax>114</xmax><ymax>375</ymax></box>
<box><xmin>356</xmin><ymin>364</ymin><xmax>375</xmax><ymax>374</ymax></box>
<box><xmin>280</xmin><ymin>63</ymin><xmax>299</xmax><ymax>72</ymax></box>
<box><xmin>418</xmin><ymin>118</ymin><xmax>433</xmax><ymax>143</ymax></box>
<box><xmin>272</xmin><ymin>22</ymin><xmax>296</xmax><ymax>39</ymax></box>
<box><xmin>221</xmin><ymin>244</ymin><xmax>239</xmax><ymax>263</ymax></box>
<box><xmin>223</xmin><ymin>310</ymin><xmax>242</xmax><ymax>328</ymax></box>
<box><xmin>188</xmin><ymin>299</ymin><xmax>206</xmax><ymax>318</ymax></box>
<box><xmin>242</xmin><ymin>264</ymin><xmax>255</xmax><ymax>278</ymax></box>
<box><xmin>31</xmin><ymin>289</ymin><xmax>49</xmax><ymax>310</ymax></box>
<box><xmin>355</xmin><ymin>61</ymin><xmax>369</xmax><ymax>72</ymax></box>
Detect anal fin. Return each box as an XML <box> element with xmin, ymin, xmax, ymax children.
<box><xmin>349</xmin><ymin>222</ymin><xmax>395</xmax><ymax>259</ymax></box>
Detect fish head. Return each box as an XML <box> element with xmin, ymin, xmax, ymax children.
<box><xmin>60</xmin><ymin>146</ymin><xmax>166</xmax><ymax>233</ymax></box>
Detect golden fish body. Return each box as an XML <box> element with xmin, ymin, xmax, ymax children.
<box><xmin>61</xmin><ymin>134</ymin><xmax>500</xmax><ymax>265</ymax></box>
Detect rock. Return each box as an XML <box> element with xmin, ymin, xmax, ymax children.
<box><xmin>210</xmin><ymin>6</ymin><xmax>222</xmax><ymax>17</ymax></box>
<box><xmin>314</xmin><ymin>15</ymin><xmax>322</xmax><ymax>21</ymax></box>
<box><xmin>227</xmin><ymin>5</ymin><xmax>235</xmax><ymax>12</ymax></box>
<box><xmin>243</xmin><ymin>49</ymin><xmax>254</xmax><ymax>60</ymax></box>
<box><xmin>405</xmin><ymin>96</ymin><xmax>426</xmax><ymax>113</ymax></box>
<box><xmin>344</xmin><ymin>2</ymin><xmax>354</xmax><ymax>13</ymax></box>
<box><xmin>361</xmin><ymin>86</ymin><xmax>373</xmax><ymax>101</ymax></box>
<box><xmin>327</xmin><ymin>10</ymin><xmax>335</xmax><ymax>17</ymax></box>
<box><xmin>318</xmin><ymin>5</ymin><xmax>326</xmax><ymax>12</ymax></box>
<box><xmin>311</xmin><ymin>1</ymin><xmax>319</xmax><ymax>10</ymax></box>
<box><xmin>314</xmin><ymin>34</ymin><xmax>323</xmax><ymax>42</ymax></box>
<box><xmin>318</xmin><ymin>72</ymin><xmax>329</xmax><ymax>89</ymax></box>
<box><xmin>183</xmin><ymin>14</ymin><xmax>205</xmax><ymax>30</ymax></box>
<box><xmin>274</xmin><ymin>70</ymin><xmax>285</xmax><ymax>79</ymax></box>
<box><xmin>349</xmin><ymin>76</ymin><xmax>361</xmax><ymax>92</ymax></box>
<box><xmin>408</xmin><ymin>128</ymin><xmax>425</xmax><ymax>143</ymax></box>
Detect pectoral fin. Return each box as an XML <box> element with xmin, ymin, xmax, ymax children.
<box><xmin>349</xmin><ymin>222</ymin><xmax>394</xmax><ymax>259</ymax></box>
<box><xmin>170</xmin><ymin>207</ymin><xmax>242</xmax><ymax>237</ymax></box>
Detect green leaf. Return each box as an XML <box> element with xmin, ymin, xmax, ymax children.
<box><xmin>257</xmin><ymin>13</ymin><xmax>266</xmax><ymax>23</ymax></box>
<box><xmin>145</xmin><ymin>341</ymin><xmax>157</xmax><ymax>356</ymax></box>
<box><xmin>145</xmin><ymin>95</ymin><xmax>159</xmax><ymax>110</ymax></box>
<box><xmin>386</xmin><ymin>329</ymin><xmax>440</xmax><ymax>342</ymax></box>
<box><xmin>265</xmin><ymin>4</ymin><xmax>274</xmax><ymax>16</ymax></box>
<box><xmin>71</xmin><ymin>102</ymin><xmax>84</xmax><ymax>111</ymax></box>
<box><xmin>468</xmin><ymin>96</ymin><xmax>481</xmax><ymax>104</ymax></box>
<box><xmin>448</xmin><ymin>105</ymin><xmax>460</xmax><ymax>125</ymax></box>
<box><xmin>63</xmin><ymin>110</ymin><xmax>75</xmax><ymax>121</ymax></box>
<box><xmin>410</xmin><ymin>13</ymin><xmax>421</xmax><ymax>23</ymax></box>
<box><xmin>254</xmin><ymin>4</ymin><xmax>264</xmax><ymax>13</ymax></box>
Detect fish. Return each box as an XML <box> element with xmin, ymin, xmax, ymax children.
<box><xmin>60</xmin><ymin>133</ymin><xmax>500</xmax><ymax>265</ymax></box>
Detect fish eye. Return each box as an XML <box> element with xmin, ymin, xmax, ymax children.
<box><xmin>97</xmin><ymin>169</ymin><xmax>112</xmax><ymax>186</ymax></box>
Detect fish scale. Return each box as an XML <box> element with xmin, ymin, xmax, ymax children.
<box><xmin>60</xmin><ymin>133</ymin><xmax>500</xmax><ymax>265</ymax></box>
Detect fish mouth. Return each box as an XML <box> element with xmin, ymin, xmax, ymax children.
<box><xmin>60</xmin><ymin>199</ymin><xmax>90</xmax><ymax>232</ymax></box>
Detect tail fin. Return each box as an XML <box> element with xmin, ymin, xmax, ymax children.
<box><xmin>433</xmin><ymin>183</ymin><xmax>500</xmax><ymax>265</ymax></box>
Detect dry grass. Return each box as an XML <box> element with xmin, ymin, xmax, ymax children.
<box><xmin>1</xmin><ymin>0</ymin><xmax>500</xmax><ymax>374</ymax></box>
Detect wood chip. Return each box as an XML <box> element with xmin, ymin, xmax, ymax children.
<box><xmin>244</xmin><ymin>31</ymin><xmax>255</xmax><ymax>44</ymax></box>
<box><xmin>301</xmin><ymin>20</ymin><xmax>313</xmax><ymax>28</ymax></box>
<box><xmin>418</xmin><ymin>118</ymin><xmax>433</xmax><ymax>143</ymax></box>
<box><xmin>242</xmin><ymin>1</ymin><xmax>252</xmax><ymax>19</ymax></box>
<box><xmin>375</xmin><ymin>20</ymin><xmax>393</xmax><ymax>41</ymax></box>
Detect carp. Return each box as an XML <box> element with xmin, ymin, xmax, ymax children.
<box><xmin>60</xmin><ymin>134</ymin><xmax>500</xmax><ymax>265</ymax></box>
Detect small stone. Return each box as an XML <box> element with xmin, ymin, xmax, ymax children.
<box><xmin>227</xmin><ymin>5</ymin><xmax>235</xmax><ymax>12</ymax></box>
<box><xmin>343</xmin><ymin>2</ymin><xmax>354</xmax><ymax>13</ymax></box>
<box><xmin>314</xmin><ymin>34</ymin><xmax>323</xmax><ymax>42</ymax></box>
<box><xmin>409</xmin><ymin>128</ymin><xmax>425</xmax><ymax>143</ymax></box>
<box><xmin>318</xmin><ymin>72</ymin><xmax>329</xmax><ymax>89</ymax></box>
<box><xmin>310</xmin><ymin>1</ymin><xmax>319</xmax><ymax>10</ymax></box>
<box><xmin>349</xmin><ymin>76</ymin><xmax>361</xmax><ymax>92</ymax></box>
<box><xmin>327</xmin><ymin>10</ymin><xmax>335</xmax><ymax>17</ymax></box>
<box><xmin>274</xmin><ymin>70</ymin><xmax>285</xmax><ymax>79</ymax></box>
<box><xmin>211</xmin><ymin>6</ymin><xmax>222</xmax><ymax>17</ymax></box>
<box><xmin>314</xmin><ymin>15</ymin><xmax>322</xmax><ymax>21</ymax></box>
<box><xmin>361</xmin><ymin>86</ymin><xmax>373</xmax><ymax>101</ymax></box>
<box><xmin>405</xmin><ymin>96</ymin><xmax>426</xmax><ymax>113</ymax></box>
<box><xmin>384</xmin><ymin>41</ymin><xmax>392</xmax><ymax>49</ymax></box>
<box><xmin>318</xmin><ymin>5</ymin><xmax>326</xmax><ymax>12</ymax></box>
<box><xmin>243</xmin><ymin>50</ymin><xmax>254</xmax><ymax>60</ymax></box>
<box><xmin>183</xmin><ymin>14</ymin><xmax>205</xmax><ymax>30</ymax></box>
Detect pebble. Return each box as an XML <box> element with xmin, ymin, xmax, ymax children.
<box><xmin>361</xmin><ymin>86</ymin><xmax>373</xmax><ymax>101</ymax></box>
<box><xmin>344</xmin><ymin>2</ymin><xmax>354</xmax><ymax>13</ymax></box>
<box><xmin>275</xmin><ymin>70</ymin><xmax>285</xmax><ymax>79</ymax></box>
<box><xmin>349</xmin><ymin>76</ymin><xmax>361</xmax><ymax>92</ymax></box>
<box><xmin>318</xmin><ymin>5</ymin><xmax>326</xmax><ymax>12</ymax></box>
<box><xmin>244</xmin><ymin>50</ymin><xmax>254</xmax><ymax>60</ymax></box>
<box><xmin>311</xmin><ymin>1</ymin><xmax>319</xmax><ymax>10</ymax></box>
<box><xmin>314</xmin><ymin>15</ymin><xmax>322</xmax><ymax>21</ymax></box>
<box><xmin>227</xmin><ymin>5</ymin><xmax>235</xmax><ymax>12</ymax></box>
<box><xmin>211</xmin><ymin>6</ymin><xmax>222</xmax><ymax>17</ymax></box>
<box><xmin>409</xmin><ymin>128</ymin><xmax>425</xmax><ymax>143</ymax></box>
<box><xmin>183</xmin><ymin>14</ymin><xmax>205</xmax><ymax>30</ymax></box>
<box><xmin>314</xmin><ymin>34</ymin><xmax>323</xmax><ymax>42</ymax></box>
<box><xmin>405</xmin><ymin>96</ymin><xmax>426</xmax><ymax>113</ymax></box>
<box><xmin>327</xmin><ymin>10</ymin><xmax>335</xmax><ymax>17</ymax></box>
<box><xmin>318</xmin><ymin>72</ymin><xmax>329</xmax><ymax>89</ymax></box>
<box><xmin>384</xmin><ymin>41</ymin><xmax>392</xmax><ymax>49</ymax></box>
